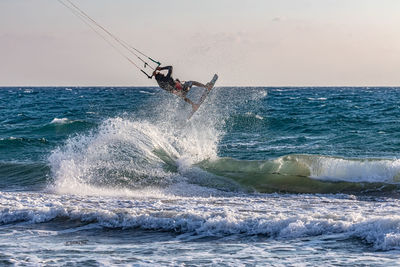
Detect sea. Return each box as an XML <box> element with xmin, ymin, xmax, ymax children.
<box><xmin>1</xmin><ymin>86</ymin><xmax>400</xmax><ymax>266</ymax></box>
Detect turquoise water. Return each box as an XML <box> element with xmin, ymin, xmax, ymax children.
<box><xmin>1</xmin><ymin>87</ymin><xmax>400</xmax><ymax>265</ymax></box>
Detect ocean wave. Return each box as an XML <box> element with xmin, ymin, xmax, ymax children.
<box><xmin>47</xmin><ymin>114</ymin><xmax>400</xmax><ymax>195</ymax></box>
<box><xmin>43</xmin><ymin>88</ymin><xmax>400</xmax><ymax>195</ymax></box>
<box><xmin>48</xmin><ymin>115</ymin><xmax>221</xmax><ymax>194</ymax></box>
<box><xmin>306</xmin><ymin>156</ymin><xmax>400</xmax><ymax>183</ymax></box>
<box><xmin>0</xmin><ymin>137</ymin><xmax>48</xmax><ymax>147</ymax></box>
<box><xmin>1</xmin><ymin>192</ymin><xmax>400</xmax><ymax>251</ymax></box>
<box><xmin>49</xmin><ymin>118</ymin><xmax>96</xmax><ymax>127</ymax></box>
<box><xmin>0</xmin><ymin>162</ymin><xmax>49</xmax><ymax>189</ymax></box>
<box><xmin>201</xmin><ymin>155</ymin><xmax>400</xmax><ymax>193</ymax></box>
<box><xmin>37</xmin><ymin>119</ymin><xmax>97</xmax><ymax>136</ymax></box>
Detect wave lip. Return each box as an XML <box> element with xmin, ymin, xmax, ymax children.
<box><xmin>307</xmin><ymin>156</ymin><xmax>400</xmax><ymax>183</ymax></box>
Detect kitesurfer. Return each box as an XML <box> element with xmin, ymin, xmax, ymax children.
<box><xmin>152</xmin><ymin>66</ymin><xmax>213</xmax><ymax>110</ymax></box>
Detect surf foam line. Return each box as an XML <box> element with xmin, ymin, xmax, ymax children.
<box><xmin>2</xmin><ymin>191</ymin><xmax>400</xmax><ymax>251</ymax></box>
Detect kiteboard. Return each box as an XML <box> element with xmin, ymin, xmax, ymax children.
<box><xmin>188</xmin><ymin>74</ymin><xmax>219</xmax><ymax>119</ymax></box>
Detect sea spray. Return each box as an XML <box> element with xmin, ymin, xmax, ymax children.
<box><xmin>47</xmin><ymin>109</ymin><xmax>227</xmax><ymax>195</ymax></box>
<box><xmin>48</xmin><ymin>118</ymin><xmax>180</xmax><ymax>194</ymax></box>
<box><xmin>48</xmin><ymin>87</ymin><xmax>266</xmax><ymax>195</ymax></box>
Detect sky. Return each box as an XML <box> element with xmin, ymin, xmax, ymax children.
<box><xmin>1</xmin><ymin>0</ymin><xmax>400</xmax><ymax>86</ymax></box>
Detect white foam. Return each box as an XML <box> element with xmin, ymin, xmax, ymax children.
<box><xmin>48</xmin><ymin>115</ymin><xmax>221</xmax><ymax>195</ymax></box>
<box><xmin>305</xmin><ymin>156</ymin><xmax>400</xmax><ymax>183</ymax></box>
<box><xmin>351</xmin><ymin>217</ymin><xmax>400</xmax><ymax>250</ymax></box>
<box><xmin>250</xmin><ymin>89</ymin><xmax>267</xmax><ymax>100</ymax></box>
<box><xmin>2</xmin><ymin>191</ymin><xmax>400</xmax><ymax>251</ymax></box>
<box><xmin>50</xmin><ymin>118</ymin><xmax>70</xmax><ymax>124</ymax></box>
<box><xmin>255</xmin><ymin>115</ymin><xmax>264</xmax><ymax>120</ymax></box>
<box><xmin>245</xmin><ymin>112</ymin><xmax>264</xmax><ymax>120</ymax></box>
<box><xmin>139</xmin><ymin>90</ymin><xmax>155</xmax><ymax>95</ymax></box>
<box><xmin>307</xmin><ymin>97</ymin><xmax>327</xmax><ymax>101</ymax></box>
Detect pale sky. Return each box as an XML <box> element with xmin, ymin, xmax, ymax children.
<box><xmin>1</xmin><ymin>0</ymin><xmax>400</xmax><ymax>86</ymax></box>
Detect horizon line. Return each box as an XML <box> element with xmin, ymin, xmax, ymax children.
<box><xmin>1</xmin><ymin>85</ymin><xmax>400</xmax><ymax>88</ymax></box>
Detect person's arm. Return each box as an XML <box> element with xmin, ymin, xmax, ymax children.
<box><xmin>158</xmin><ymin>66</ymin><xmax>173</xmax><ymax>78</ymax></box>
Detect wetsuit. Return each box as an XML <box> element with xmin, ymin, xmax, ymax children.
<box><xmin>154</xmin><ymin>66</ymin><xmax>192</xmax><ymax>94</ymax></box>
<box><xmin>154</xmin><ymin>66</ymin><xmax>176</xmax><ymax>92</ymax></box>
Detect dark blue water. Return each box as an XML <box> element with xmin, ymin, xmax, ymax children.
<box><xmin>1</xmin><ymin>87</ymin><xmax>400</xmax><ymax>265</ymax></box>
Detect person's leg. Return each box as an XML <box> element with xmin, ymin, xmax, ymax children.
<box><xmin>171</xmin><ymin>90</ymin><xmax>199</xmax><ymax>111</ymax></box>
<box><xmin>183</xmin><ymin>96</ymin><xmax>199</xmax><ymax>111</ymax></box>
<box><xmin>185</xmin><ymin>75</ymin><xmax>217</xmax><ymax>91</ymax></box>
<box><xmin>190</xmin><ymin>81</ymin><xmax>207</xmax><ymax>88</ymax></box>
<box><xmin>189</xmin><ymin>81</ymin><xmax>214</xmax><ymax>90</ymax></box>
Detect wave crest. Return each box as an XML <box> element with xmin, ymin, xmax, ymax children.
<box><xmin>48</xmin><ymin>115</ymin><xmax>222</xmax><ymax>195</ymax></box>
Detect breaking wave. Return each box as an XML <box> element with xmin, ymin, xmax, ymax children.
<box><xmin>2</xmin><ymin>192</ymin><xmax>400</xmax><ymax>251</ymax></box>
<box><xmin>47</xmin><ymin>114</ymin><xmax>400</xmax><ymax>196</ymax></box>
<box><xmin>201</xmin><ymin>155</ymin><xmax>400</xmax><ymax>193</ymax></box>
<box><xmin>45</xmin><ymin>87</ymin><xmax>400</xmax><ymax>195</ymax></box>
<box><xmin>48</xmin><ymin>115</ymin><xmax>222</xmax><ymax>195</ymax></box>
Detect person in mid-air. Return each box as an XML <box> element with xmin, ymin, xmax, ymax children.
<box><xmin>152</xmin><ymin>66</ymin><xmax>213</xmax><ymax>111</ymax></box>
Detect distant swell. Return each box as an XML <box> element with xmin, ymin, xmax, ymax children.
<box><xmin>0</xmin><ymin>137</ymin><xmax>48</xmax><ymax>147</ymax></box>
<box><xmin>0</xmin><ymin>162</ymin><xmax>49</xmax><ymax>189</ymax></box>
<box><xmin>43</xmin><ymin>119</ymin><xmax>96</xmax><ymax>133</ymax></box>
